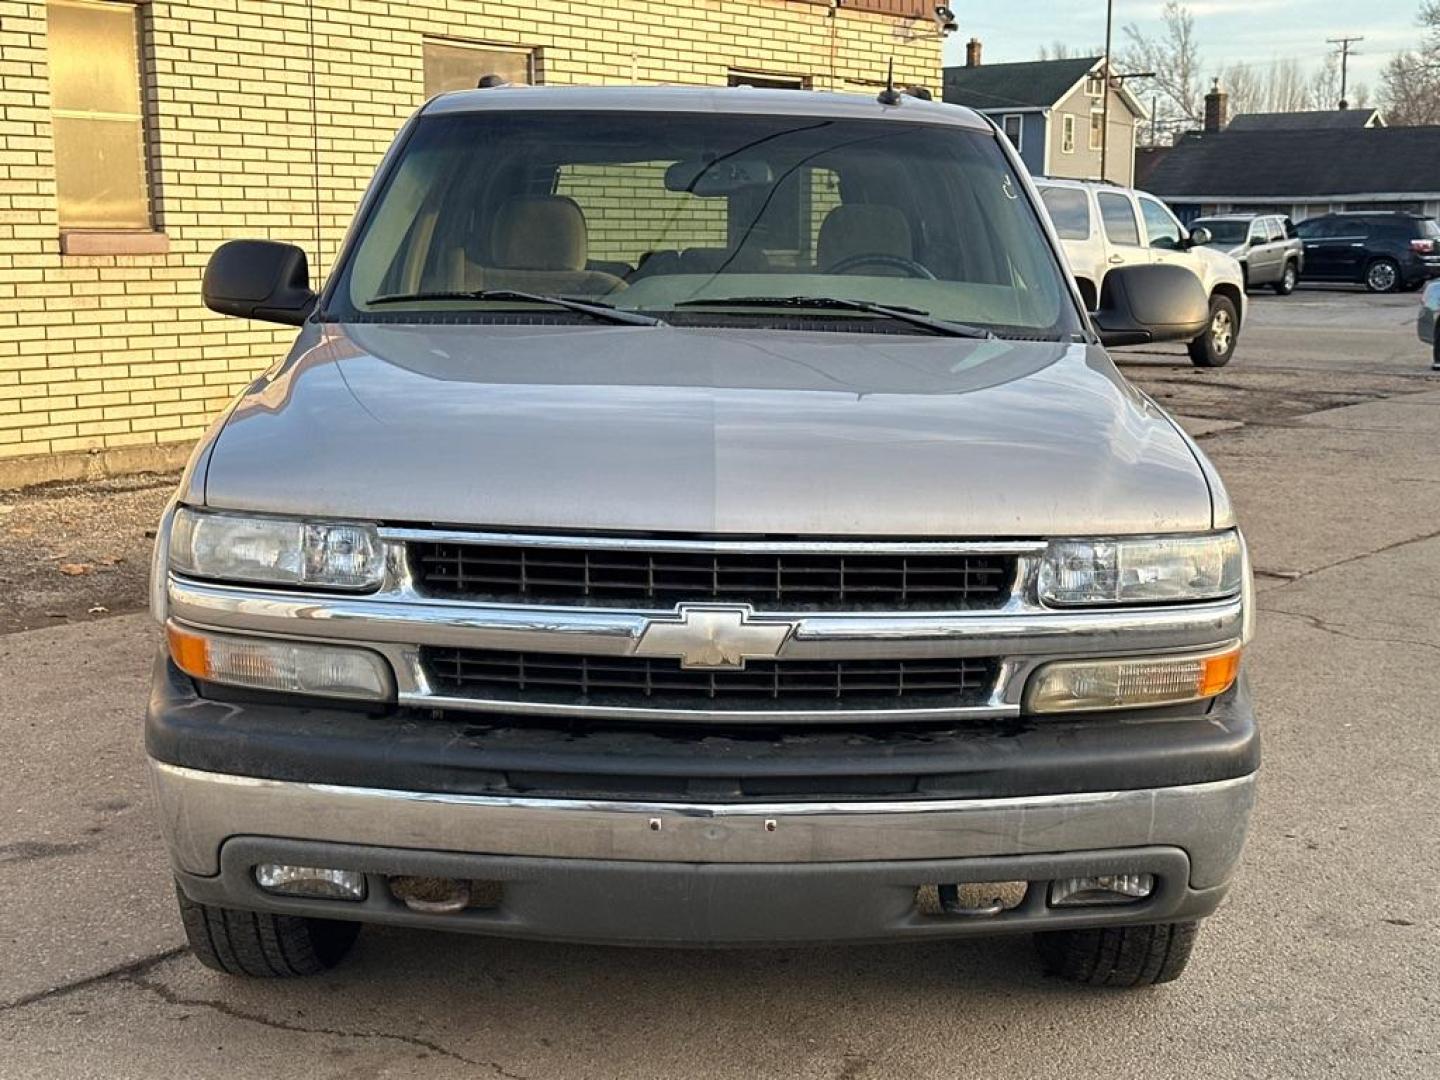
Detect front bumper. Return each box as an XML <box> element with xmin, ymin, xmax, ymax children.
<box><xmin>156</xmin><ymin>761</ymin><xmax>1254</xmax><ymax>945</ymax></box>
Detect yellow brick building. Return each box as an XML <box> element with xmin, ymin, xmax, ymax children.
<box><xmin>0</xmin><ymin>0</ymin><xmax>941</xmax><ymax>486</ymax></box>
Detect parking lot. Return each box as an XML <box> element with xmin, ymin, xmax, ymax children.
<box><xmin>2</xmin><ymin>287</ymin><xmax>1437</xmax><ymax>1079</ymax></box>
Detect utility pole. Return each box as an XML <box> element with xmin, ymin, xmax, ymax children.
<box><xmin>1100</xmin><ymin>0</ymin><xmax>1114</xmax><ymax>180</ymax></box>
<box><xmin>1327</xmin><ymin>35</ymin><xmax>1363</xmax><ymax>109</ymax></box>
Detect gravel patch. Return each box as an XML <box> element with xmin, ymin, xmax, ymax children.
<box><xmin>0</xmin><ymin>472</ymin><xmax>179</xmax><ymax>635</ymax></box>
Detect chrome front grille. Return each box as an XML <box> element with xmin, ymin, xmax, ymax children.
<box><xmin>422</xmin><ymin>647</ymin><xmax>997</xmax><ymax>711</ymax></box>
<box><xmin>407</xmin><ymin>540</ymin><xmax>1017</xmax><ymax>611</ymax></box>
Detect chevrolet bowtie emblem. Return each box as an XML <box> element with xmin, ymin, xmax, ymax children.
<box><xmin>634</xmin><ymin>604</ymin><xmax>794</xmax><ymax>670</ymax></box>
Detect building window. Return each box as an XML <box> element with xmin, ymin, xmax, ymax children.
<box><xmin>1001</xmin><ymin>114</ymin><xmax>1023</xmax><ymax>152</ymax></box>
<box><xmin>1089</xmin><ymin>109</ymin><xmax>1105</xmax><ymax>151</ymax></box>
<box><xmin>422</xmin><ymin>39</ymin><xmax>536</xmax><ymax>96</ymax></box>
<box><xmin>1061</xmin><ymin>115</ymin><xmax>1076</xmax><ymax>154</ymax></box>
<box><xmin>1086</xmin><ymin>72</ymin><xmax>1107</xmax><ymax>97</ymax></box>
<box><xmin>47</xmin><ymin>0</ymin><xmax>151</xmax><ymax>231</ymax></box>
<box><xmin>728</xmin><ymin>70</ymin><xmax>811</xmax><ymax>89</ymax></box>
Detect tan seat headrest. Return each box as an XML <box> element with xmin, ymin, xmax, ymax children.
<box><xmin>491</xmin><ymin>195</ymin><xmax>589</xmax><ymax>272</ymax></box>
<box><xmin>816</xmin><ymin>204</ymin><xmax>913</xmax><ymax>270</ymax></box>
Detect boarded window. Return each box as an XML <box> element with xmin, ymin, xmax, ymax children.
<box><xmin>423</xmin><ymin>39</ymin><xmax>535</xmax><ymax>96</ymax></box>
<box><xmin>47</xmin><ymin>0</ymin><xmax>150</xmax><ymax>230</ymax></box>
<box><xmin>728</xmin><ymin>70</ymin><xmax>811</xmax><ymax>89</ymax></box>
<box><xmin>1089</xmin><ymin>109</ymin><xmax>1105</xmax><ymax>151</ymax></box>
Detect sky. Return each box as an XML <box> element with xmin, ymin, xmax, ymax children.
<box><xmin>940</xmin><ymin>1</ymin><xmax>1427</xmax><ymax>98</ymax></box>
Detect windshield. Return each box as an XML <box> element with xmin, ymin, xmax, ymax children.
<box><xmin>328</xmin><ymin>109</ymin><xmax>1079</xmax><ymax>338</ymax></box>
<box><xmin>1193</xmin><ymin>219</ymin><xmax>1248</xmax><ymax>245</ymax></box>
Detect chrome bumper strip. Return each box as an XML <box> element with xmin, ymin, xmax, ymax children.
<box><xmin>150</xmin><ymin>761</ymin><xmax>1256</xmax><ymax>889</ymax></box>
<box><xmin>167</xmin><ymin>576</ymin><xmax>1244</xmax><ymax>660</ymax></box>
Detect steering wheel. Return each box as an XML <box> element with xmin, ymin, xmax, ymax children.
<box><xmin>825</xmin><ymin>253</ymin><xmax>936</xmax><ymax>279</ymax></box>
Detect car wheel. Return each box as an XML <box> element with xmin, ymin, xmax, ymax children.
<box><xmin>1187</xmin><ymin>295</ymin><xmax>1238</xmax><ymax>368</ymax></box>
<box><xmin>1365</xmin><ymin>258</ymin><xmax>1400</xmax><ymax>293</ymax></box>
<box><xmin>1432</xmin><ymin>333</ymin><xmax>1440</xmax><ymax>372</ymax></box>
<box><xmin>1272</xmin><ymin>261</ymin><xmax>1298</xmax><ymax>295</ymax></box>
<box><xmin>175</xmin><ymin>883</ymin><xmax>361</xmax><ymax>977</ymax></box>
<box><xmin>1035</xmin><ymin>921</ymin><xmax>1199</xmax><ymax>987</ymax></box>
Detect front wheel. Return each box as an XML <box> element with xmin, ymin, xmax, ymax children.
<box><xmin>176</xmin><ymin>884</ymin><xmax>361</xmax><ymax>977</ymax></box>
<box><xmin>1365</xmin><ymin>258</ymin><xmax>1400</xmax><ymax>293</ymax></box>
<box><xmin>1273</xmin><ymin>261</ymin><xmax>1298</xmax><ymax>295</ymax></box>
<box><xmin>1187</xmin><ymin>295</ymin><xmax>1238</xmax><ymax>367</ymax></box>
<box><xmin>1035</xmin><ymin>920</ymin><xmax>1200</xmax><ymax>987</ymax></box>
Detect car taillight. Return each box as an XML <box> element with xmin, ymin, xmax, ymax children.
<box><xmin>1412</xmin><ymin>239</ymin><xmax>1436</xmax><ymax>254</ymax></box>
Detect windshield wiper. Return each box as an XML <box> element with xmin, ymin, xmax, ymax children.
<box><xmin>365</xmin><ymin>289</ymin><xmax>665</xmax><ymax>327</ymax></box>
<box><xmin>674</xmin><ymin>295</ymin><xmax>994</xmax><ymax>339</ymax></box>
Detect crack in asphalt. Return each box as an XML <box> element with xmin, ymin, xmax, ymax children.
<box><xmin>1261</xmin><ymin>607</ymin><xmax>1440</xmax><ymax>656</ymax></box>
<box><xmin>1256</xmin><ymin>526</ymin><xmax>1440</xmax><ymax>595</ymax></box>
<box><xmin>0</xmin><ymin>947</ymin><xmax>188</xmax><ymax>1013</ymax></box>
<box><xmin>124</xmin><ymin>972</ymin><xmax>530</xmax><ymax>1078</ymax></box>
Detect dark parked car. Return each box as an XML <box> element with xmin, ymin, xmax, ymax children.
<box><xmin>1190</xmin><ymin>214</ymin><xmax>1303</xmax><ymax>296</ymax></box>
<box><xmin>1294</xmin><ymin>212</ymin><xmax>1440</xmax><ymax>293</ymax></box>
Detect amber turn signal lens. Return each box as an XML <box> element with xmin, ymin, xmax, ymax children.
<box><xmin>167</xmin><ymin>624</ymin><xmax>211</xmax><ymax>679</ymax></box>
<box><xmin>1197</xmin><ymin>649</ymin><xmax>1241</xmax><ymax>698</ymax></box>
<box><xmin>1026</xmin><ymin>647</ymin><xmax>1241</xmax><ymax>713</ymax></box>
<box><xmin>165</xmin><ymin>622</ymin><xmax>392</xmax><ymax>700</ymax></box>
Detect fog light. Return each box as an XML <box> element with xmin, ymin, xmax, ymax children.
<box><xmin>254</xmin><ymin>864</ymin><xmax>366</xmax><ymax>901</ymax></box>
<box><xmin>1049</xmin><ymin>873</ymin><xmax>1154</xmax><ymax>907</ymax></box>
<box><xmin>1026</xmin><ymin>647</ymin><xmax>1240</xmax><ymax>713</ymax></box>
<box><xmin>168</xmin><ymin>623</ymin><xmax>392</xmax><ymax>701</ymax></box>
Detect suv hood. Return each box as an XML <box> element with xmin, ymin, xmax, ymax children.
<box><xmin>201</xmin><ymin>323</ymin><xmax>1215</xmax><ymax>536</ymax></box>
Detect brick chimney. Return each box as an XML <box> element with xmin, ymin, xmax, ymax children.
<box><xmin>1204</xmin><ymin>78</ymin><xmax>1228</xmax><ymax>133</ymax></box>
<box><xmin>965</xmin><ymin>38</ymin><xmax>982</xmax><ymax>68</ymax></box>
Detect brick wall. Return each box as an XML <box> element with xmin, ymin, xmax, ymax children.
<box><xmin>0</xmin><ymin>0</ymin><xmax>939</xmax><ymax>481</ymax></box>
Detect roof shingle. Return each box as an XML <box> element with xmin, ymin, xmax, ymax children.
<box><xmin>1142</xmin><ymin>127</ymin><xmax>1440</xmax><ymax>199</ymax></box>
<box><xmin>942</xmin><ymin>57</ymin><xmax>1100</xmax><ymax>111</ymax></box>
<box><xmin>1226</xmin><ymin>109</ymin><xmax>1383</xmax><ymax>131</ymax></box>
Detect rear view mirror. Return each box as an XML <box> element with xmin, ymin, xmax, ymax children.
<box><xmin>664</xmin><ymin>156</ymin><xmax>775</xmax><ymax>196</ymax></box>
<box><xmin>1092</xmin><ymin>265</ymin><xmax>1209</xmax><ymax>348</ymax></box>
<box><xmin>202</xmin><ymin>240</ymin><xmax>316</xmax><ymax>326</ymax></box>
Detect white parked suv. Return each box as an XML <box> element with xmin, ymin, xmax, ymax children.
<box><xmin>1036</xmin><ymin>179</ymin><xmax>1247</xmax><ymax>368</ymax></box>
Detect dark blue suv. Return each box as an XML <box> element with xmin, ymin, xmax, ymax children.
<box><xmin>1295</xmin><ymin>212</ymin><xmax>1440</xmax><ymax>293</ymax></box>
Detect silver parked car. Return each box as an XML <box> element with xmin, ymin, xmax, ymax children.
<box><xmin>1035</xmin><ymin>179</ymin><xmax>1247</xmax><ymax>368</ymax></box>
<box><xmin>149</xmin><ymin>86</ymin><xmax>1258</xmax><ymax>988</ymax></box>
<box><xmin>1189</xmin><ymin>214</ymin><xmax>1304</xmax><ymax>296</ymax></box>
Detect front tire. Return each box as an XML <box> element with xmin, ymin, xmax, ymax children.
<box><xmin>1365</xmin><ymin>258</ymin><xmax>1400</xmax><ymax>293</ymax></box>
<box><xmin>176</xmin><ymin>884</ymin><xmax>361</xmax><ymax>977</ymax></box>
<box><xmin>1187</xmin><ymin>295</ymin><xmax>1238</xmax><ymax>367</ymax></box>
<box><xmin>1035</xmin><ymin>920</ymin><xmax>1200</xmax><ymax>987</ymax></box>
<box><xmin>1273</xmin><ymin>261</ymin><xmax>1298</xmax><ymax>295</ymax></box>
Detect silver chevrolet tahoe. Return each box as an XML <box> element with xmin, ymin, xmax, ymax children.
<box><xmin>148</xmin><ymin>86</ymin><xmax>1258</xmax><ymax>988</ymax></box>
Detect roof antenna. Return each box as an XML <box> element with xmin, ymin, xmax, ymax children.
<box><xmin>877</xmin><ymin>58</ymin><xmax>902</xmax><ymax>106</ymax></box>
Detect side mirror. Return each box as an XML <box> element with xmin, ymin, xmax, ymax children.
<box><xmin>1188</xmin><ymin>226</ymin><xmax>1212</xmax><ymax>246</ymax></box>
<box><xmin>202</xmin><ymin>240</ymin><xmax>316</xmax><ymax>326</ymax></box>
<box><xmin>1093</xmin><ymin>264</ymin><xmax>1210</xmax><ymax>348</ymax></box>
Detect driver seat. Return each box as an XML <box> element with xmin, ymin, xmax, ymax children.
<box><xmin>816</xmin><ymin>204</ymin><xmax>914</xmax><ymax>274</ymax></box>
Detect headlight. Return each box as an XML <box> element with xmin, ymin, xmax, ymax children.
<box><xmin>1038</xmin><ymin>531</ymin><xmax>1242</xmax><ymax>606</ymax></box>
<box><xmin>169</xmin><ymin>507</ymin><xmax>384</xmax><ymax>591</ymax></box>
<box><xmin>1026</xmin><ymin>647</ymin><xmax>1240</xmax><ymax>713</ymax></box>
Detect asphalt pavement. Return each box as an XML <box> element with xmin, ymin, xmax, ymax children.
<box><xmin>1</xmin><ymin>288</ymin><xmax>1436</xmax><ymax>1079</ymax></box>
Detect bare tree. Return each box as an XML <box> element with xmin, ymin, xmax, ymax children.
<box><xmin>1120</xmin><ymin>1</ymin><xmax>1204</xmax><ymax>128</ymax></box>
<box><xmin>1037</xmin><ymin>41</ymin><xmax>1105</xmax><ymax>61</ymax></box>
<box><xmin>1381</xmin><ymin>1</ymin><xmax>1440</xmax><ymax>124</ymax></box>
